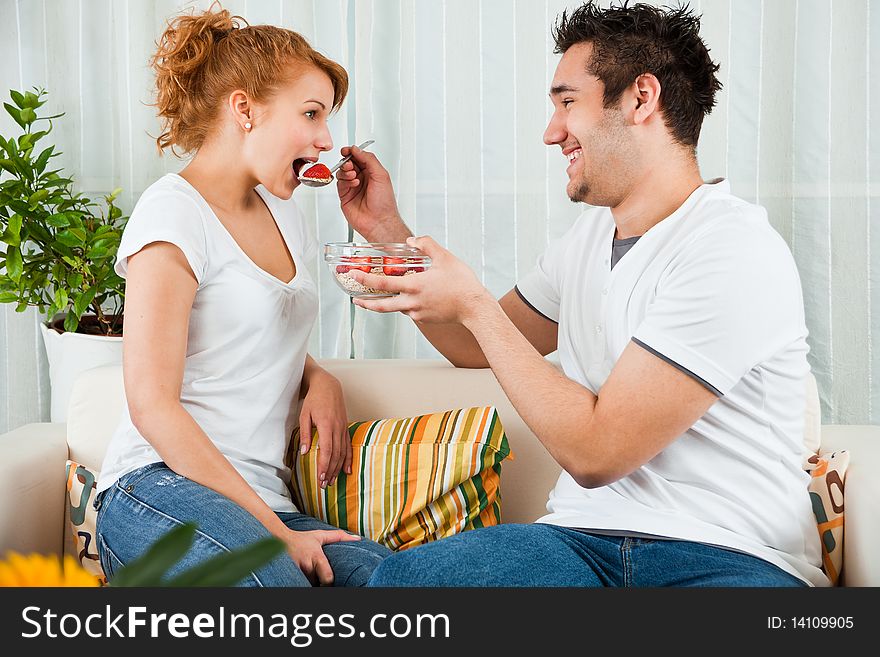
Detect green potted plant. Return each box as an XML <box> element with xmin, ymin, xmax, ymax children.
<box><xmin>0</xmin><ymin>88</ymin><xmax>127</xmax><ymax>422</ymax></box>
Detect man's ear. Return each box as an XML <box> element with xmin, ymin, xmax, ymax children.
<box><xmin>631</xmin><ymin>73</ymin><xmax>661</xmax><ymax>126</ymax></box>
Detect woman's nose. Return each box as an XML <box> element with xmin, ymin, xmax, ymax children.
<box><xmin>316</xmin><ymin>124</ymin><xmax>333</xmax><ymax>152</ymax></box>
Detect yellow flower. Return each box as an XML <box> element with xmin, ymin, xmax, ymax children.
<box><xmin>0</xmin><ymin>552</ymin><xmax>101</xmax><ymax>587</ymax></box>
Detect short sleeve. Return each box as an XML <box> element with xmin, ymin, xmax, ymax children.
<box><xmin>632</xmin><ymin>214</ymin><xmax>806</xmax><ymax>396</ymax></box>
<box><xmin>515</xmin><ymin>233</ymin><xmax>571</xmax><ymax>324</ymax></box>
<box><xmin>115</xmin><ymin>192</ymin><xmax>208</xmax><ymax>283</ymax></box>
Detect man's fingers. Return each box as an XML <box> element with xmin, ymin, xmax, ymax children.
<box><xmin>347</xmin><ymin>270</ymin><xmax>411</xmax><ymax>294</ymax></box>
<box><xmin>406</xmin><ymin>235</ymin><xmax>442</xmax><ymax>258</ymax></box>
<box><xmin>352</xmin><ymin>295</ymin><xmax>413</xmax><ymax>314</ymax></box>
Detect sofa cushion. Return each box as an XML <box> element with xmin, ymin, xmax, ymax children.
<box><xmin>289</xmin><ymin>406</ymin><xmax>512</xmax><ymax>551</ymax></box>
<box><xmin>805</xmin><ymin>450</ymin><xmax>849</xmax><ymax>586</ymax></box>
<box><xmin>64</xmin><ymin>460</ymin><xmax>106</xmax><ymax>585</ymax></box>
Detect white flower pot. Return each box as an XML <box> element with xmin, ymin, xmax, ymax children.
<box><xmin>39</xmin><ymin>320</ymin><xmax>123</xmax><ymax>422</ymax></box>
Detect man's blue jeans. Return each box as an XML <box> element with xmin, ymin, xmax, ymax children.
<box><xmin>367</xmin><ymin>523</ymin><xmax>808</xmax><ymax>587</ymax></box>
<box><xmin>95</xmin><ymin>462</ymin><xmax>391</xmax><ymax>587</ymax></box>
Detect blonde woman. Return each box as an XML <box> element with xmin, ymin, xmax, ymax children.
<box><xmin>94</xmin><ymin>6</ymin><xmax>391</xmax><ymax>587</ymax></box>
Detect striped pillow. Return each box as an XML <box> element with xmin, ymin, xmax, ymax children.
<box><xmin>289</xmin><ymin>406</ymin><xmax>512</xmax><ymax>551</ymax></box>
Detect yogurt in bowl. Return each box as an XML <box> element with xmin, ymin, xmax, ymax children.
<box><xmin>324</xmin><ymin>242</ymin><xmax>431</xmax><ymax>298</ymax></box>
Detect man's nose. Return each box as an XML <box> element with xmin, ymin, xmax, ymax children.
<box><xmin>543</xmin><ymin>110</ymin><xmax>566</xmax><ymax>146</ymax></box>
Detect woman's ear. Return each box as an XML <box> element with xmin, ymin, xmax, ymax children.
<box><xmin>631</xmin><ymin>73</ymin><xmax>661</xmax><ymax>126</ymax></box>
<box><xmin>228</xmin><ymin>89</ymin><xmax>253</xmax><ymax>131</ymax></box>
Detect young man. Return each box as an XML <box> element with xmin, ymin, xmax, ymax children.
<box><xmin>334</xmin><ymin>2</ymin><xmax>826</xmax><ymax>587</ymax></box>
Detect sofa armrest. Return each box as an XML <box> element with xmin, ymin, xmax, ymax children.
<box><xmin>819</xmin><ymin>425</ymin><xmax>880</xmax><ymax>587</ymax></box>
<box><xmin>0</xmin><ymin>423</ymin><xmax>68</xmax><ymax>557</ymax></box>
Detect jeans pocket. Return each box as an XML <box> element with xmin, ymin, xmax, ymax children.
<box><xmin>116</xmin><ymin>462</ymin><xmax>166</xmax><ymax>494</ymax></box>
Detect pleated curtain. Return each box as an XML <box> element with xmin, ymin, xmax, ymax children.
<box><xmin>0</xmin><ymin>0</ymin><xmax>877</xmax><ymax>432</ymax></box>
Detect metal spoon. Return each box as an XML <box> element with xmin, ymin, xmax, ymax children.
<box><xmin>298</xmin><ymin>139</ymin><xmax>375</xmax><ymax>187</ymax></box>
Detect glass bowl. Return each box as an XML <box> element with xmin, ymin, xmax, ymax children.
<box><xmin>324</xmin><ymin>242</ymin><xmax>432</xmax><ymax>298</ymax></box>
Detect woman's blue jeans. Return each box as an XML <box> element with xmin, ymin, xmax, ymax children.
<box><xmin>95</xmin><ymin>462</ymin><xmax>391</xmax><ymax>587</ymax></box>
<box><xmin>367</xmin><ymin>523</ymin><xmax>809</xmax><ymax>587</ymax></box>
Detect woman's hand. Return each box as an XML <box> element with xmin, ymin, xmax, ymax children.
<box><xmin>348</xmin><ymin>236</ymin><xmax>495</xmax><ymax>325</ymax></box>
<box><xmin>298</xmin><ymin>368</ymin><xmax>351</xmax><ymax>488</ymax></box>
<box><xmin>283</xmin><ymin>528</ymin><xmax>361</xmax><ymax>586</ymax></box>
<box><xmin>335</xmin><ymin>145</ymin><xmax>412</xmax><ymax>242</ymax></box>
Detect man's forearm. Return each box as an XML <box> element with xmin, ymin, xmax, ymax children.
<box><xmin>361</xmin><ymin>217</ymin><xmax>413</xmax><ymax>243</ymax></box>
<box><xmin>414</xmin><ymin>321</ymin><xmax>489</xmax><ymax>368</ymax></box>
<box><xmin>462</xmin><ymin>298</ymin><xmax>598</xmax><ymax>476</ymax></box>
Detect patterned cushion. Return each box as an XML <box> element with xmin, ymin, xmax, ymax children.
<box><xmin>804</xmin><ymin>450</ymin><xmax>849</xmax><ymax>586</ymax></box>
<box><xmin>65</xmin><ymin>460</ymin><xmax>107</xmax><ymax>585</ymax></box>
<box><xmin>289</xmin><ymin>406</ymin><xmax>512</xmax><ymax>551</ymax></box>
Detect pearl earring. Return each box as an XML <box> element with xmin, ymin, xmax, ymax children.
<box><xmin>244</xmin><ymin>122</ymin><xmax>252</xmax><ymax>130</ymax></box>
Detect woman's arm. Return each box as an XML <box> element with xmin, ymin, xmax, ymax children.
<box><xmin>122</xmin><ymin>242</ymin><xmax>358</xmax><ymax>584</ymax></box>
<box><xmin>298</xmin><ymin>355</ymin><xmax>352</xmax><ymax>487</ymax></box>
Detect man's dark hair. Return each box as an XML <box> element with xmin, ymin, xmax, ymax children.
<box><xmin>553</xmin><ymin>2</ymin><xmax>722</xmax><ymax>150</ymax></box>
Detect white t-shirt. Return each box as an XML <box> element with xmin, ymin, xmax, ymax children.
<box><xmin>516</xmin><ymin>179</ymin><xmax>827</xmax><ymax>586</ymax></box>
<box><xmin>96</xmin><ymin>173</ymin><xmax>318</xmax><ymax>512</ymax></box>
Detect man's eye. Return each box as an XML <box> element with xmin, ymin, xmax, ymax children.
<box><xmin>562</xmin><ymin>99</ymin><xmax>574</xmax><ymax>108</ymax></box>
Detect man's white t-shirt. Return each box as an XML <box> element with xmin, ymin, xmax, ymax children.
<box><xmin>516</xmin><ymin>179</ymin><xmax>827</xmax><ymax>586</ymax></box>
<box><xmin>96</xmin><ymin>173</ymin><xmax>318</xmax><ymax>512</ymax></box>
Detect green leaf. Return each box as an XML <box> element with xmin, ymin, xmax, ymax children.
<box><xmin>9</xmin><ymin>90</ymin><xmax>25</xmax><ymax>109</ymax></box>
<box><xmin>3</xmin><ymin>103</ymin><xmax>25</xmax><ymax>130</ymax></box>
<box><xmin>2</xmin><ymin>213</ymin><xmax>22</xmax><ymax>246</ymax></box>
<box><xmin>0</xmin><ymin>159</ymin><xmax>17</xmax><ymax>175</ymax></box>
<box><xmin>56</xmin><ymin>229</ymin><xmax>83</xmax><ymax>247</ymax></box>
<box><xmin>24</xmin><ymin>90</ymin><xmax>41</xmax><ymax>109</ymax></box>
<box><xmin>5</xmin><ymin>246</ymin><xmax>22</xmax><ymax>282</ymax></box>
<box><xmin>0</xmin><ymin>291</ymin><xmax>19</xmax><ymax>303</ymax></box>
<box><xmin>15</xmin><ymin>300</ymin><xmax>28</xmax><ymax>312</ymax></box>
<box><xmin>110</xmin><ymin>523</ymin><xmax>198</xmax><ymax>587</ymax></box>
<box><xmin>34</xmin><ymin>146</ymin><xmax>54</xmax><ymax>174</ymax></box>
<box><xmin>19</xmin><ymin>108</ymin><xmax>36</xmax><ymax>125</ymax></box>
<box><xmin>53</xmin><ymin>287</ymin><xmax>68</xmax><ymax>311</ymax></box>
<box><xmin>46</xmin><ymin>213</ymin><xmax>70</xmax><ymax>228</ymax></box>
<box><xmin>73</xmin><ymin>286</ymin><xmax>96</xmax><ymax>316</ymax></box>
<box><xmin>166</xmin><ymin>537</ymin><xmax>285</xmax><ymax>587</ymax></box>
<box><xmin>42</xmin><ymin>177</ymin><xmax>71</xmax><ymax>188</ymax></box>
<box><xmin>28</xmin><ymin>223</ymin><xmax>53</xmax><ymax>244</ymax></box>
<box><xmin>28</xmin><ymin>189</ymin><xmax>50</xmax><ymax>207</ymax></box>
<box><xmin>69</xmin><ymin>227</ymin><xmax>86</xmax><ymax>242</ymax></box>
<box><xmin>63</xmin><ymin>311</ymin><xmax>79</xmax><ymax>333</ymax></box>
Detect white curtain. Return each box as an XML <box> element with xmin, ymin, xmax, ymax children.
<box><xmin>0</xmin><ymin>0</ymin><xmax>877</xmax><ymax>431</ymax></box>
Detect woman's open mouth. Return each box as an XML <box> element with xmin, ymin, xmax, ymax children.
<box><xmin>291</xmin><ymin>158</ymin><xmax>316</xmax><ymax>177</ymax></box>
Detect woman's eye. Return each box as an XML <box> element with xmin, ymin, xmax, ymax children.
<box><xmin>305</xmin><ymin>110</ymin><xmax>317</xmax><ymax>119</ymax></box>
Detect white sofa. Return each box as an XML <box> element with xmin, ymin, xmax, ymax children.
<box><xmin>1</xmin><ymin>359</ymin><xmax>878</xmax><ymax>585</ymax></box>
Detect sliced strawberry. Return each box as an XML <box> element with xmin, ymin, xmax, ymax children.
<box><xmin>301</xmin><ymin>163</ymin><xmax>332</xmax><ymax>180</ymax></box>
<box><xmin>347</xmin><ymin>256</ymin><xmax>373</xmax><ymax>273</ymax></box>
<box><xmin>335</xmin><ymin>264</ymin><xmax>351</xmax><ymax>274</ymax></box>
<box><xmin>382</xmin><ymin>256</ymin><xmax>407</xmax><ymax>276</ymax></box>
